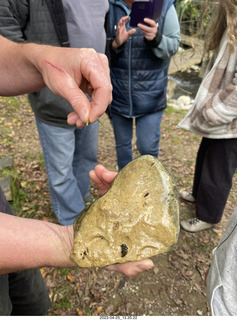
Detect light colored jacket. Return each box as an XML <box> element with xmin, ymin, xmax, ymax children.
<box><xmin>206</xmin><ymin>207</ymin><xmax>237</xmax><ymax>315</ymax></box>
<box><xmin>178</xmin><ymin>30</ymin><xmax>237</xmax><ymax>139</ymax></box>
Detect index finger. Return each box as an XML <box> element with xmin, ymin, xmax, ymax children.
<box><xmin>119</xmin><ymin>16</ymin><xmax>129</xmax><ymax>24</ymax></box>
<box><xmin>81</xmin><ymin>54</ymin><xmax>112</xmax><ymax>123</ymax></box>
<box><xmin>105</xmin><ymin>259</ymin><xmax>154</xmax><ymax>276</ymax></box>
<box><xmin>89</xmin><ymin>165</ymin><xmax>117</xmax><ymax>195</ymax></box>
<box><xmin>138</xmin><ymin>18</ymin><xmax>157</xmax><ymax>30</ymax></box>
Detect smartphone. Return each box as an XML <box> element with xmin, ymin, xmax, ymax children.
<box><xmin>130</xmin><ymin>0</ymin><xmax>164</xmax><ymax>27</ymax></box>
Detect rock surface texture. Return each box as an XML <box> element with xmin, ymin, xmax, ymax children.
<box><xmin>70</xmin><ymin>155</ymin><xmax>180</xmax><ymax>268</ymax></box>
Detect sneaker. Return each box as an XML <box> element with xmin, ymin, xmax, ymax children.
<box><xmin>84</xmin><ymin>194</ymin><xmax>96</xmax><ymax>209</ymax></box>
<box><xmin>181</xmin><ymin>218</ymin><xmax>213</xmax><ymax>233</ymax></box>
<box><xmin>180</xmin><ymin>191</ymin><xmax>195</xmax><ymax>203</ymax></box>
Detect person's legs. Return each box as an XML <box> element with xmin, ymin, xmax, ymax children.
<box><xmin>35</xmin><ymin>117</ymin><xmax>91</xmax><ymax>225</ymax></box>
<box><xmin>192</xmin><ymin>138</ymin><xmax>210</xmax><ymax>198</ymax></box>
<box><xmin>73</xmin><ymin>122</ymin><xmax>99</xmax><ymax>198</ymax></box>
<box><xmin>0</xmin><ymin>275</ymin><xmax>12</xmax><ymax>315</ymax></box>
<box><xmin>196</xmin><ymin>138</ymin><xmax>237</xmax><ymax>224</ymax></box>
<box><xmin>111</xmin><ymin>112</ymin><xmax>133</xmax><ymax>170</ymax></box>
<box><xmin>8</xmin><ymin>269</ymin><xmax>51</xmax><ymax>315</ymax></box>
<box><xmin>181</xmin><ymin>138</ymin><xmax>237</xmax><ymax>232</ymax></box>
<box><xmin>136</xmin><ymin>110</ymin><xmax>163</xmax><ymax>157</ymax></box>
<box><xmin>181</xmin><ymin>138</ymin><xmax>209</xmax><ymax>203</ymax></box>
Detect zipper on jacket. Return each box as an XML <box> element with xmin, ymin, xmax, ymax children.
<box><xmin>128</xmin><ymin>38</ymin><xmax>133</xmax><ymax>116</ymax></box>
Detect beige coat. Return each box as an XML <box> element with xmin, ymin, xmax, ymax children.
<box><xmin>178</xmin><ymin>30</ymin><xmax>237</xmax><ymax>139</ymax></box>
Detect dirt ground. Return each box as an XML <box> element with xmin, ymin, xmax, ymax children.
<box><xmin>1</xmin><ymin>89</ymin><xmax>237</xmax><ymax>316</ymax></box>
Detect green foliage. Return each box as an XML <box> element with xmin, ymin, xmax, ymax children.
<box><xmin>13</xmin><ymin>188</ymin><xmax>29</xmax><ymax>213</ymax></box>
<box><xmin>25</xmin><ymin>152</ymin><xmax>45</xmax><ymax>167</ymax></box>
<box><xmin>176</xmin><ymin>0</ymin><xmax>201</xmax><ymax>20</ymax></box>
<box><xmin>0</xmin><ymin>166</ymin><xmax>27</xmax><ymax>212</ymax></box>
<box><xmin>59</xmin><ymin>268</ymin><xmax>70</xmax><ymax>276</ymax></box>
<box><xmin>172</xmin><ymin>136</ymin><xmax>182</xmax><ymax>144</ymax></box>
<box><xmin>176</xmin><ymin>0</ymin><xmax>214</xmax><ymax>36</ymax></box>
<box><xmin>166</xmin><ymin>105</ymin><xmax>187</xmax><ymax>116</ymax></box>
<box><xmin>1</xmin><ymin>96</ymin><xmax>21</xmax><ymax>109</ymax></box>
<box><xmin>52</xmin><ymin>285</ymin><xmax>73</xmax><ymax>310</ymax></box>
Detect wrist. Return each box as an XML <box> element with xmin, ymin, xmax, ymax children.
<box><xmin>145</xmin><ymin>30</ymin><xmax>162</xmax><ymax>48</ymax></box>
<box><xmin>41</xmin><ymin>222</ymin><xmax>77</xmax><ymax>268</ymax></box>
<box><xmin>19</xmin><ymin>42</ymin><xmax>48</xmax><ymax>89</ymax></box>
<box><xmin>112</xmin><ymin>39</ymin><xmax>120</xmax><ymax>50</ymax></box>
<box><xmin>21</xmin><ymin>42</ymin><xmax>44</xmax><ymax>73</ymax></box>
<box><xmin>54</xmin><ymin>224</ymin><xmax>77</xmax><ymax>268</ymax></box>
<box><xmin>110</xmin><ymin>39</ymin><xmax>125</xmax><ymax>55</ymax></box>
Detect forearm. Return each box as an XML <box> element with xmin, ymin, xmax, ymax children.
<box><xmin>151</xmin><ymin>5</ymin><xmax>180</xmax><ymax>59</ymax></box>
<box><xmin>0</xmin><ymin>36</ymin><xmax>46</xmax><ymax>96</ymax></box>
<box><xmin>0</xmin><ymin>212</ymin><xmax>76</xmax><ymax>274</ymax></box>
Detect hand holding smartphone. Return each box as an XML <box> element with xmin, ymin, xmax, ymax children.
<box><xmin>130</xmin><ymin>0</ymin><xmax>164</xmax><ymax>27</ymax></box>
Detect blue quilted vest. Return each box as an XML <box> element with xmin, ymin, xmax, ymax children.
<box><xmin>109</xmin><ymin>0</ymin><xmax>175</xmax><ymax>117</ymax></box>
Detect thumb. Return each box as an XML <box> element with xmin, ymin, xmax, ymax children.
<box><xmin>59</xmin><ymin>80</ymin><xmax>91</xmax><ymax>125</ymax></box>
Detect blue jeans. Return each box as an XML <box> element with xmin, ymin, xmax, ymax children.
<box><xmin>35</xmin><ymin>117</ymin><xmax>98</xmax><ymax>225</ymax></box>
<box><xmin>111</xmin><ymin>111</ymin><xmax>164</xmax><ymax>170</ymax></box>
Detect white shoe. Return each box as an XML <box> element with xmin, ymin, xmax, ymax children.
<box><xmin>180</xmin><ymin>191</ymin><xmax>195</xmax><ymax>203</ymax></box>
<box><xmin>181</xmin><ymin>218</ymin><xmax>213</xmax><ymax>233</ymax></box>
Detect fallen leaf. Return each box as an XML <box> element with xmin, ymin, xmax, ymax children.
<box><xmin>77</xmin><ymin>308</ymin><xmax>83</xmax><ymax>316</ymax></box>
<box><xmin>20</xmin><ymin>181</ymin><xmax>27</xmax><ymax>188</ymax></box>
<box><xmin>67</xmin><ymin>274</ymin><xmax>72</xmax><ymax>281</ymax></box>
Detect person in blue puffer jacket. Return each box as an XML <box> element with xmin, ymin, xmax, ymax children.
<box><xmin>108</xmin><ymin>0</ymin><xmax>180</xmax><ymax>170</ymax></box>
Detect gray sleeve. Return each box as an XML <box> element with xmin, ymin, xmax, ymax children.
<box><xmin>206</xmin><ymin>207</ymin><xmax>237</xmax><ymax>316</ymax></box>
<box><xmin>151</xmin><ymin>5</ymin><xmax>180</xmax><ymax>59</ymax></box>
<box><xmin>0</xmin><ymin>0</ymin><xmax>28</xmax><ymax>42</ymax></box>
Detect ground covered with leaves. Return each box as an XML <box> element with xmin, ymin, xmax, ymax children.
<box><xmin>1</xmin><ymin>88</ymin><xmax>237</xmax><ymax>316</ymax></box>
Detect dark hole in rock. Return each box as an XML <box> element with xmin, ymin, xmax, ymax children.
<box><xmin>121</xmin><ymin>244</ymin><xmax>128</xmax><ymax>257</ymax></box>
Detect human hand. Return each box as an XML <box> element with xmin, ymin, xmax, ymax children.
<box><xmin>89</xmin><ymin>164</ymin><xmax>117</xmax><ymax>195</ymax></box>
<box><xmin>112</xmin><ymin>16</ymin><xmax>136</xmax><ymax>50</ymax></box>
<box><xmin>105</xmin><ymin>259</ymin><xmax>154</xmax><ymax>276</ymax></box>
<box><xmin>37</xmin><ymin>46</ymin><xmax>112</xmax><ymax>128</ymax></box>
<box><xmin>137</xmin><ymin>18</ymin><xmax>158</xmax><ymax>41</ymax></box>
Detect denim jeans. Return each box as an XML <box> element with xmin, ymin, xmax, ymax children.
<box><xmin>111</xmin><ymin>110</ymin><xmax>164</xmax><ymax>170</ymax></box>
<box><xmin>35</xmin><ymin>117</ymin><xmax>98</xmax><ymax>225</ymax></box>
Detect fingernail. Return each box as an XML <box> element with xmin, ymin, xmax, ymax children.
<box><xmin>79</xmin><ymin>108</ymin><xmax>89</xmax><ymax>123</ymax></box>
<box><xmin>76</xmin><ymin>118</ymin><xmax>85</xmax><ymax>128</ymax></box>
<box><xmin>138</xmin><ymin>260</ymin><xmax>154</xmax><ymax>269</ymax></box>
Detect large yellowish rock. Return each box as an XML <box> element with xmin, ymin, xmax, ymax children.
<box><xmin>70</xmin><ymin>155</ymin><xmax>179</xmax><ymax>268</ymax></box>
